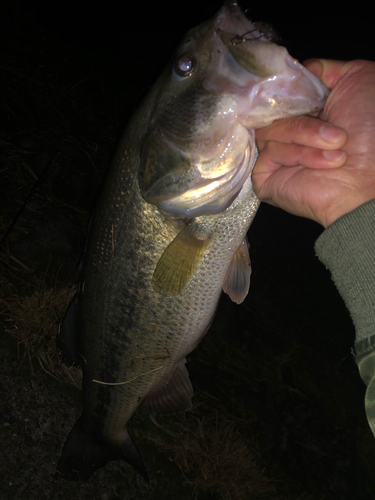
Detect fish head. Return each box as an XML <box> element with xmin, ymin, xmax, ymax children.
<box><xmin>139</xmin><ymin>2</ymin><xmax>329</xmax><ymax>217</ymax></box>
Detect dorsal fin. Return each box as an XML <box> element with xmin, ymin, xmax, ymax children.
<box><xmin>57</xmin><ymin>296</ymin><xmax>82</xmax><ymax>367</ymax></box>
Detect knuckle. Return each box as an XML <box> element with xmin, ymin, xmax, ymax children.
<box><xmin>262</xmin><ymin>140</ymin><xmax>278</xmax><ymax>155</ymax></box>
<box><xmin>289</xmin><ymin>115</ymin><xmax>310</xmax><ymax>135</ymax></box>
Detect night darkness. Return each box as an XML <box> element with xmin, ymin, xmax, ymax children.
<box><xmin>1</xmin><ymin>1</ymin><xmax>374</xmax><ymax>499</ymax></box>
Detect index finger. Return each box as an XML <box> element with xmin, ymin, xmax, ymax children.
<box><xmin>255</xmin><ymin>115</ymin><xmax>347</xmax><ymax>151</ymax></box>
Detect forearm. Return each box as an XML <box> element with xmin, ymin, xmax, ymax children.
<box><xmin>315</xmin><ymin>199</ymin><xmax>375</xmax><ymax>435</ymax></box>
<box><xmin>315</xmin><ymin>199</ymin><xmax>375</xmax><ymax>348</ymax></box>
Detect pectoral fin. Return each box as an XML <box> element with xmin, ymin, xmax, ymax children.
<box><xmin>142</xmin><ymin>360</ymin><xmax>193</xmax><ymax>415</ymax></box>
<box><xmin>152</xmin><ymin>225</ymin><xmax>210</xmax><ymax>295</ymax></box>
<box><xmin>222</xmin><ymin>237</ymin><xmax>251</xmax><ymax>304</ymax></box>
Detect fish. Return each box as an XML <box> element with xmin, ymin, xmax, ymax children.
<box><xmin>56</xmin><ymin>1</ymin><xmax>329</xmax><ymax>481</ymax></box>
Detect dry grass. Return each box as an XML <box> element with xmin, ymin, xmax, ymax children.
<box><xmin>147</xmin><ymin>409</ymin><xmax>276</xmax><ymax>500</ymax></box>
<box><xmin>1</xmin><ymin>281</ymin><xmax>82</xmax><ymax>389</ymax></box>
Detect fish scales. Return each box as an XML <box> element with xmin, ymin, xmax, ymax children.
<box><xmin>57</xmin><ymin>1</ymin><xmax>329</xmax><ymax>480</ymax></box>
<box><xmin>80</xmin><ymin>129</ymin><xmax>259</xmax><ymax>421</ymax></box>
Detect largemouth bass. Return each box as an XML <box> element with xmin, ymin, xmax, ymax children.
<box><xmin>57</xmin><ymin>2</ymin><xmax>328</xmax><ymax>480</ymax></box>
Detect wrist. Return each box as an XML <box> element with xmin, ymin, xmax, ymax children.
<box><xmin>324</xmin><ymin>194</ymin><xmax>375</xmax><ymax>228</ymax></box>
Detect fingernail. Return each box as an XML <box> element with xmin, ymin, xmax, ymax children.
<box><xmin>320</xmin><ymin>124</ymin><xmax>344</xmax><ymax>143</ymax></box>
<box><xmin>323</xmin><ymin>149</ymin><xmax>345</xmax><ymax>161</ymax></box>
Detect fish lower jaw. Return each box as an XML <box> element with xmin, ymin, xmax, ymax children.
<box><xmin>157</xmin><ymin>142</ymin><xmax>254</xmax><ymax>217</ymax></box>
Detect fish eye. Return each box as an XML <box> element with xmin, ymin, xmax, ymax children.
<box><xmin>173</xmin><ymin>54</ymin><xmax>197</xmax><ymax>78</ymax></box>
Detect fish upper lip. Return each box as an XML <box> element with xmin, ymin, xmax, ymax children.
<box><xmin>214</xmin><ymin>2</ymin><xmax>270</xmax><ymax>43</ymax></box>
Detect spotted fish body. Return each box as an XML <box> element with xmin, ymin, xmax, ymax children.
<box><xmin>57</xmin><ymin>2</ymin><xmax>329</xmax><ymax>480</ymax></box>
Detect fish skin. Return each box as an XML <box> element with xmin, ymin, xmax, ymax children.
<box><xmin>57</xmin><ymin>2</ymin><xmax>329</xmax><ymax>480</ymax></box>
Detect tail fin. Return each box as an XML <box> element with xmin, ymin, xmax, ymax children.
<box><xmin>56</xmin><ymin>421</ymin><xmax>148</xmax><ymax>481</ymax></box>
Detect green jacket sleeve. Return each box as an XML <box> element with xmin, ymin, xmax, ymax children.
<box><xmin>315</xmin><ymin>199</ymin><xmax>375</xmax><ymax>436</ymax></box>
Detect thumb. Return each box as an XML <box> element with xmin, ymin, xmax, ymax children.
<box><xmin>303</xmin><ymin>58</ymin><xmax>352</xmax><ymax>89</ymax></box>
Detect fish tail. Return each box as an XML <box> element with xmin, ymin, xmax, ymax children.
<box><xmin>56</xmin><ymin>420</ymin><xmax>148</xmax><ymax>481</ymax></box>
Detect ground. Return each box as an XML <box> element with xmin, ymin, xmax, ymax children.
<box><xmin>1</xmin><ymin>2</ymin><xmax>375</xmax><ymax>499</ymax></box>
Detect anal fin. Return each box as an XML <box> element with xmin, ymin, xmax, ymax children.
<box><xmin>143</xmin><ymin>360</ymin><xmax>193</xmax><ymax>415</ymax></box>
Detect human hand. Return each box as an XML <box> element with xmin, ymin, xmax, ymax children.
<box><xmin>253</xmin><ymin>59</ymin><xmax>375</xmax><ymax>228</ymax></box>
